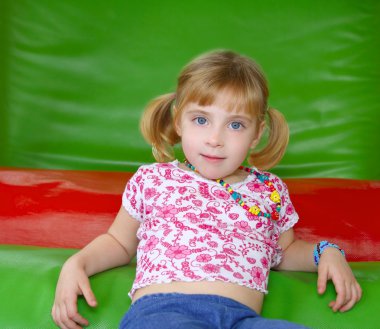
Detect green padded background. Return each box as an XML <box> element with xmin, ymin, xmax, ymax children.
<box><xmin>0</xmin><ymin>1</ymin><xmax>379</xmax><ymax>179</ymax></box>
<box><xmin>1</xmin><ymin>245</ymin><xmax>379</xmax><ymax>329</ymax></box>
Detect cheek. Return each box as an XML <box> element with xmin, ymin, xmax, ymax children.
<box><xmin>229</xmin><ymin>138</ymin><xmax>254</xmax><ymax>161</ymax></box>
<box><xmin>181</xmin><ymin>134</ymin><xmax>196</xmax><ymax>154</ymax></box>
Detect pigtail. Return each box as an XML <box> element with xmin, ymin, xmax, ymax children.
<box><xmin>248</xmin><ymin>108</ymin><xmax>289</xmax><ymax>170</ymax></box>
<box><xmin>140</xmin><ymin>93</ymin><xmax>180</xmax><ymax>162</ymax></box>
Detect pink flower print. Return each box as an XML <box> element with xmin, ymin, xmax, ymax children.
<box><xmin>192</xmin><ymin>199</ymin><xmax>203</xmax><ymax>207</ymax></box>
<box><xmin>260</xmin><ymin>257</ymin><xmax>269</xmax><ymax>269</ymax></box>
<box><xmin>232</xmin><ymin>232</ymin><xmax>246</xmax><ymax>240</ymax></box>
<box><xmin>157</xmin><ymin>205</ymin><xmax>179</xmax><ymax>219</ymax></box>
<box><xmin>270</xmin><ymin>203</ymin><xmax>278</xmax><ymax>212</ymax></box>
<box><xmin>286</xmin><ymin>204</ymin><xmax>294</xmax><ymax>215</ymax></box>
<box><xmin>233</xmin><ymin>272</ymin><xmax>244</xmax><ymax>279</ymax></box>
<box><xmin>234</xmin><ymin>221</ymin><xmax>252</xmax><ymax>233</ymax></box>
<box><xmin>199</xmin><ymin>182</ymin><xmax>211</xmax><ymax>199</ymax></box>
<box><xmin>207</xmin><ymin>241</ymin><xmax>218</xmax><ymax>248</ymax></box>
<box><xmin>135</xmin><ymin>271</ymin><xmax>143</xmax><ymax>283</ymax></box>
<box><xmin>202</xmin><ymin>263</ymin><xmax>220</xmax><ymax>274</ymax></box>
<box><xmin>247</xmin><ymin>257</ymin><xmax>256</xmax><ymax>264</ymax></box>
<box><xmin>182</xmin><ymin>174</ymin><xmax>193</xmax><ymax>181</ymax></box>
<box><xmin>196</xmin><ymin>254</ymin><xmax>212</xmax><ymax>262</ymax></box>
<box><xmin>145</xmin><ymin>188</ymin><xmax>156</xmax><ymax>200</ymax></box>
<box><xmin>165</xmin><ymin>245</ymin><xmax>191</xmax><ymax>259</ymax></box>
<box><xmin>213</xmin><ymin>189</ymin><xmax>230</xmax><ymax>200</ymax></box>
<box><xmin>247</xmin><ymin>212</ymin><xmax>259</xmax><ymax>221</ymax></box>
<box><xmin>184</xmin><ymin>271</ymin><xmax>196</xmax><ymax>278</ymax></box>
<box><xmin>145</xmin><ymin>205</ymin><xmax>153</xmax><ymax>215</ymax></box>
<box><xmin>251</xmin><ymin>266</ymin><xmax>265</xmax><ymax>286</ymax></box>
<box><xmin>181</xmin><ymin>261</ymin><xmax>190</xmax><ymax>269</ymax></box>
<box><xmin>223</xmin><ymin>264</ymin><xmax>233</xmax><ymax>272</ymax></box>
<box><xmin>185</xmin><ymin>212</ymin><xmax>201</xmax><ymax>224</ymax></box>
<box><xmin>247</xmin><ymin>182</ymin><xmax>266</xmax><ymax>193</ymax></box>
<box><xmin>207</xmin><ymin>206</ymin><xmax>222</xmax><ymax>214</ymax></box>
<box><xmin>229</xmin><ymin>213</ymin><xmax>239</xmax><ymax>220</ymax></box>
<box><xmin>163</xmin><ymin>229</ymin><xmax>172</xmax><ymax>236</ymax></box>
<box><xmin>143</xmin><ymin>236</ymin><xmax>159</xmax><ymax>252</ymax></box>
<box><xmin>223</xmin><ymin>248</ymin><xmax>239</xmax><ymax>256</ymax></box>
<box><xmin>178</xmin><ymin>186</ymin><xmax>187</xmax><ymax>194</ymax></box>
<box><xmin>164</xmin><ymin>169</ymin><xmax>172</xmax><ymax>179</ymax></box>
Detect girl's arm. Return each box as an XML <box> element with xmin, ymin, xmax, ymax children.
<box><xmin>274</xmin><ymin>228</ymin><xmax>362</xmax><ymax>313</ymax></box>
<box><xmin>52</xmin><ymin>207</ymin><xmax>140</xmax><ymax>329</ymax></box>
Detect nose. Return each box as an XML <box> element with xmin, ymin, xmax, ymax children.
<box><xmin>206</xmin><ymin>127</ymin><xmax>224</xmax><ymax>147</ymax></box>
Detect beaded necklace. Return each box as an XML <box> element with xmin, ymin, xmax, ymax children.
<box><xmin>184</xmin><ymin>160</ymin><xmax>281</xmax><ymax>220</ymax></box>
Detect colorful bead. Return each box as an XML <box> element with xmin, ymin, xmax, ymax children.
<box><xmin>249</xmin><ymin>206</ymin><xmax>261</xmax><ymax>215</ymax></box>
<box><xmin>313</xmin><ymin>241</ymin><xmax>345</xmax><ymax>266</ymax></box>
<box><xmin>270</xmin><ymin>191</ymin><xmax>280</xmax><ymax>203</ymax></box>
<box><xmin>185</xmin><ymin>160</ymin><xmax>281</xmax><ymax>220</ymax></box>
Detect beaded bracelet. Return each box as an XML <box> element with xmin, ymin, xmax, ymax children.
<box><xmin>313</xmin><ymin>240</ymin><xmax>345</xmax><ymax>266</ymax></box>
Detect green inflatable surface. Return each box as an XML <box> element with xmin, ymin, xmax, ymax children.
<box><xmin>1</xmin><ymin>0</ymin><xmax>379</xmax><ymax>179</ymax></box>
<box><xmin>1</xmin><ymin>1</ymin><xmax>379</xmax><ymax>328</ymax></box>
<box><xmin>1</xmin><ymin>245</ymin><xmax>379</xmax><ymax>329</ymax></box>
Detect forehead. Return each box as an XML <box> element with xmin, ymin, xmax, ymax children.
<box><xmin>181</xmin><ymin>87</ymin><xmax>256</xmax><ymax>117</ymax></box>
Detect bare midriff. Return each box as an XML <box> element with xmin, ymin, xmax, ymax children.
<box><xmin>132</xmin><ymin>281</ymin><xmax>264</xmax><ymax>314</ymax></box>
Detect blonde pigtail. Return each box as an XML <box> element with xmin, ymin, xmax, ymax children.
<box><xmin>140</xmin><ymin>93</ymin><xmax>180</xmax><ymax>162</ymax></box>
<box><xmin>248</xmin><ymin>108</ymin><xmax>289</xmax><ymax>170</ymax></box>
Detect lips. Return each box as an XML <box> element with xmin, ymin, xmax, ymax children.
<box><xmin>201</xmin><ymin>154</ymin><xmax>225</xmax><ymax>161</ymax></box>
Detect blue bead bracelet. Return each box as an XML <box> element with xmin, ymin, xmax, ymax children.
<box><xmin>313</xmin><ymin>240</ymin><xmax>345</xmax><ymax>266</ymax></box>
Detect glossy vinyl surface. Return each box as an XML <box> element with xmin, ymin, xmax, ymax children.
<box><xmin>1</xmin><ymin>1</ymin><xmax>379</xmax><ymax>179</ymax></box>
<box><xmin>1</xmin><ymin>167</ymin><xmax>379</xmax><ymax>261</ymax></box>
<box><xmin>1</xmin><ymin>168</ymin><xmax>379</xmax><ymax>328</ymax></box>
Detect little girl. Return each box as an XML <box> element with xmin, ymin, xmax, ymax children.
<box><xmin>52</xmin><ymin>50</ymin><xmax>361</xmax><ymax>329</ymax></box>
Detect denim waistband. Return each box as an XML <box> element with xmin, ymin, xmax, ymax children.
<box><xmin>131</xmin><ymin>292</ymin><xmax>255</xmax><ymax>312</ymax></box>
<box><xmin>122</xmin><ymin>292</ymin><xmax>310</xmax><ymax>329</ymax></box>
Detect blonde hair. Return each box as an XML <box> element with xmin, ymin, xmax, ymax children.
<box><xmin>140</xmin><ymin>50</ymin><xmax>289</xmax><ymax>170</ymax></box>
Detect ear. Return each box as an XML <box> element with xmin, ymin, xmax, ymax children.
<box><xmin>250</xmin><ymin>121</ymin><xmax>266</xmax><ymax>149</ymax></box>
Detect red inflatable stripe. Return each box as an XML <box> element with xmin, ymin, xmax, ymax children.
<box><xmin>0</xmin><ymin>168</ymin><xmax>379</xmax><ymax>261</ymax></box>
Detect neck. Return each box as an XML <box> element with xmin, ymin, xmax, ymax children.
<box><xmin>183</xmin><ymin>160</ymin><xmax>247</xmax><ymax>184</ymax></box>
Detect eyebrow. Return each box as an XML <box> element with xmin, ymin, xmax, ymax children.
<box><xmin>185</xmin><ymin>108</ymin><xmax>253</xmax><ymax>123</ymax></box>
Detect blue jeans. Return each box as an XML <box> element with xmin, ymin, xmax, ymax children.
<box><xmin>119</xmin><ymin>293</ymin><xmax>310</xmax><ymax>329</ymax></box>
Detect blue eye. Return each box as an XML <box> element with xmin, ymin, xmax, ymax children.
<box><xmin>230</xmin><ymin>121</ymin><xmax>243</xmax><ymax>130</ymax></box>
<box><xmin>195</xmin><ymin>117</ymin><xmax>207</xmax><ymax>125</ymax></box>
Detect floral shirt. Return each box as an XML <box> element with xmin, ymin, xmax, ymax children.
<box><xmin>122</xmin><ymin>160</ymin><xmax>299</xmax><ymax>298</ymax></box>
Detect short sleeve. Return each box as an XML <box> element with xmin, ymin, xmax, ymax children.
<box><xmin>122</xmin><ymin>167</ymin><xmax>145</xmax><ymax>223</ymax></box>
<box><xmin>276</xmin><ymin>180</ymin><xmax>299</xmax><ymax>234</ymax></box>
<box><xmin>271</xmin><ymin>177</ymin><xmax>299</xmax><ymax>267</ymax></box>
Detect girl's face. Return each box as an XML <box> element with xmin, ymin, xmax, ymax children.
<box><xmin>176</xmin><ymin>94</ymin><xmax>265</xmax><ymax>181</ymax></box>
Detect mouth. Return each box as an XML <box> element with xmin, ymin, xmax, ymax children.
<box><xmin>201</xmin><ymin>154</ymin><xmax>225</xmax><ymax>162</ymax></box>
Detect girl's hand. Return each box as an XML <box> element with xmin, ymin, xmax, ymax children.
<box><xmin>52</xmin><ymin>258</ymin><xmax>97</xmax><ymax>329</ymax></box>
<box><xmin>317</xmin><ymin>248</ymin><xmax>362</xmax><ymax>312</ymax></box>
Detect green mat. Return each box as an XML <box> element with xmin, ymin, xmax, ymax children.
<box><xmin>1</xmin><ymin>245</ymin><xmax>378</xmax><ymax>329</ymax></box>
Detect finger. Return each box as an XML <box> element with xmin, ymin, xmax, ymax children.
<box><xmin>61</xmin><ymin>302</ymin><xmax>83</xmax><ymax>329</ymax></box>
<box><xmin>80</xmin><ymin>280</ymin><xmax>98</xmax><ymax>308</ymax></box>
<box><xmin>54</xmin><ymin>304</ymin><xmax>71</xmax><ymax>329</ymax></box>
<box><xmin>317</xmin><ymin>267</ymin><xmax>328</xmax><ymax>295</ymax></box>
<box><xmin>51</xmin><ymin>304</ymin><xmax>57</xmax><ymax>325</ymax></box>
<box><xmin>66</xmin><ymin>299</ymin><xmax>89</xmax><ymax>327</ymax></box>
<box><xmin>331</xmin><ymin>281</ymin><xmax>346</xmax><ymax>312</ymax></box>
<box><xmin>344</xmin><ymin>281</ymin><xmax>352</xmax><ymax>306</ymax></box>
<box><xmin>339</xmin><ymin>284</ymin><xmax>358</xmax><ymax>312</ymax></box>
<box><xmin>356</xmin><ymin>282</ymin><xmax>363</xmax><ymax>301</ymax></box>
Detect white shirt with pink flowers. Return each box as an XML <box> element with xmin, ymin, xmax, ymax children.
<box><xmin>122</xmin><ymin>160</ymin><xmax>299</xmax><ymax>298</ymax></box>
